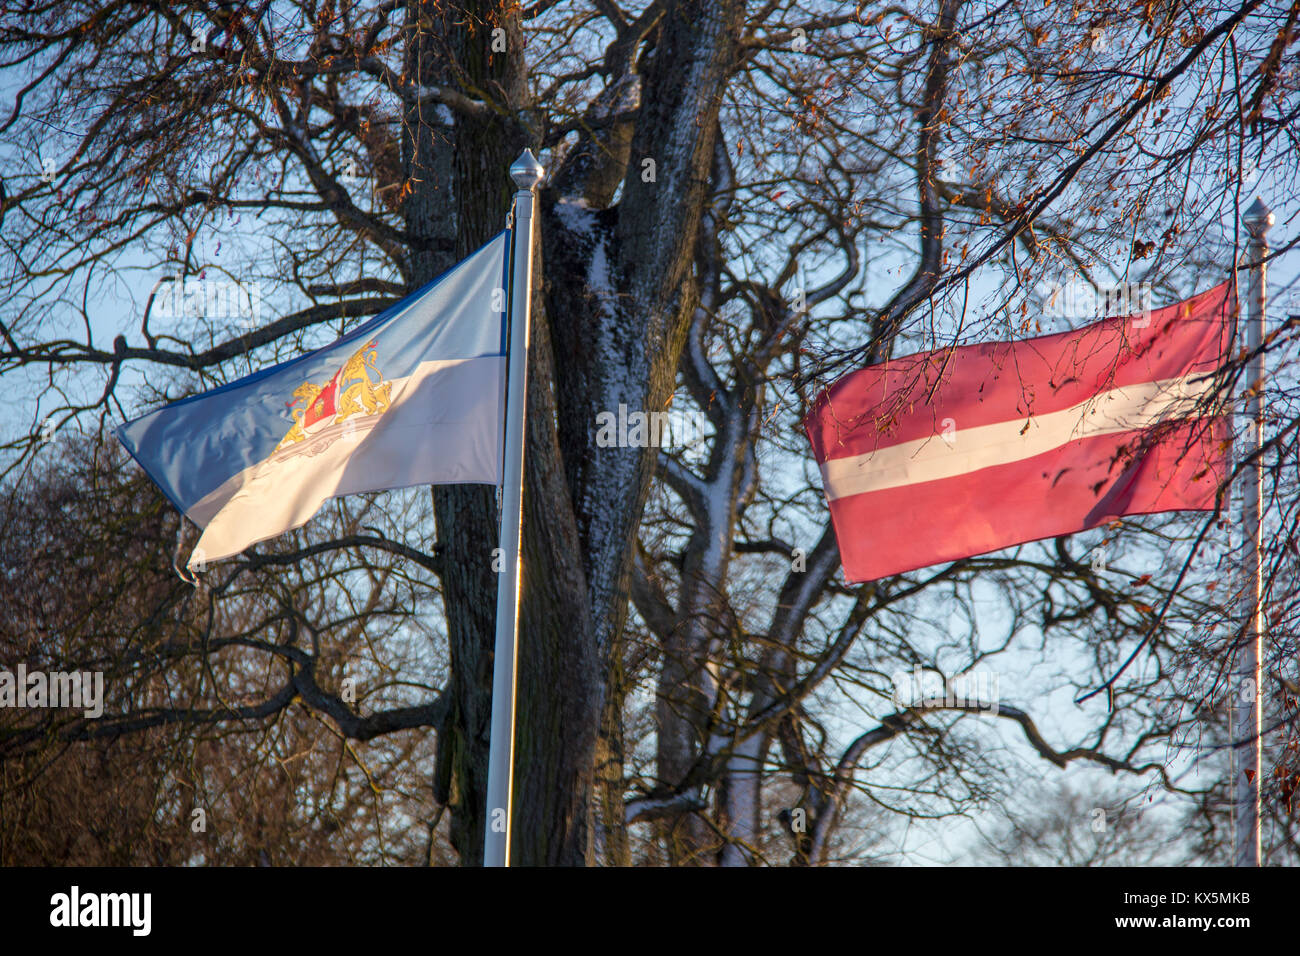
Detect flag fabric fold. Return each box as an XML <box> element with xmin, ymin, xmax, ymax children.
<box><xmin>804</xmin><ymin>282</ymin><xmax>1235</xmax><ymax>583</ymax></box>
<box><xmin>117</xmin><ymin>231</ymin><xmax>511</xmax><ymax>568</ymax></box>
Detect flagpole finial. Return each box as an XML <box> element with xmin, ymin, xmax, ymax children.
<box><xmin>1244</xmin><ymin>197</ymin><xmax>1274</xmax><ymax>238</ymax></box>
<box><xmin>510</xmin><ymin>149</ymin><xmax>544</xmax><ymax>191</ymax></box>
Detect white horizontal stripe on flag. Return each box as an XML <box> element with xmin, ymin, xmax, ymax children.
<box><xmin>820</xmin><ymin>375</ymin><xmax>1218</xmax><ymax>501</ymax></box>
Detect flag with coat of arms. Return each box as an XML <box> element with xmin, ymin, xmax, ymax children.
<box><xmin>117</xmin><ymin>232</ymin><xmax>511</xmax><ymax>569</ymax></box>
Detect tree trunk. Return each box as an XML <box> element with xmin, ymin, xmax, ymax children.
<box><xmin>406</xmin><ymin>0</ymin><xmax>524</xmax><ymax>865</ymax></box>
<box><xmin>415</xmin><ymin>0</ymin><xmax>742</xmax><ymax>866</ymax></box>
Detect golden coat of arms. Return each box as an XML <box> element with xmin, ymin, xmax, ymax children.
<box><xmin>276</xmin><ymin>340</ymin><xmax>393</xmax><ymax>452</ymax></box>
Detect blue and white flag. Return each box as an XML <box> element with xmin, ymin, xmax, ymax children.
<box><xmin>118</xmin><ymin>232</ymin><xmax>511</xmax><ymax>569</ymax></box>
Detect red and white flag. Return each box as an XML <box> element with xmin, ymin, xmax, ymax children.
<box><xmin>805</xmin><ymin>282</ymin><xmax>1235</xmax><ymax>583</ymax></box>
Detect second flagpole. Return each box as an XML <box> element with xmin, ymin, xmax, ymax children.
<box><xmin>484</xmin><ymin>149</ymin><xmax>543</xmax><ymax>868</ymax></box>
<box><xmin>1234</xmin><ymin>197</ymin><xmax>1272</xmax><ymax>867</ymax></box>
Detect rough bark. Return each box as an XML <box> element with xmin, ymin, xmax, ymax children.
<box><xmin>406</xmin><ymin>0</ymin><xmax>524</xmax><ymax>865</ymax></box>
<box><xmin>511</xmin><ymin>249</ymin><xmax>602</xmax><ymax>865</ymax></box>
<box><xmin>535</xmin><ymin>0</ymin><xmax>744</xmax><ymax>863</ymax></box>
<box><xmin>414</xmin><ymin>0</ymin><xmax>607</xmax><ymax>867</ymax></box>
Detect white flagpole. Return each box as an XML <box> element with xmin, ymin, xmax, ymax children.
<box><xmin>1234</xmin><ymin>196</ymin><xmax>1272</xmax><ymax>867</ymax></box>
<box><xmin>484</xmin><ymin>148</ymin><xmax>543</xmax><ymax>868</ymax></box>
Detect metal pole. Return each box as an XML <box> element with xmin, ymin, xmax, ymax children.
<box><xmin>484</xmin><ymin>148</ymin><xmax>543</xmax><ymax>868</ymax></box>
<box><xmin>1235</xmin><ymin>196</ymin><xmax>1271</xmax><ymax>867</ymax></box>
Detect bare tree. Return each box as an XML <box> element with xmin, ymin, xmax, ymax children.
<box><xmin>2</xmin><ymin>0</ymin><xmax>1299</xmax><ymax>865</ymax></box>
